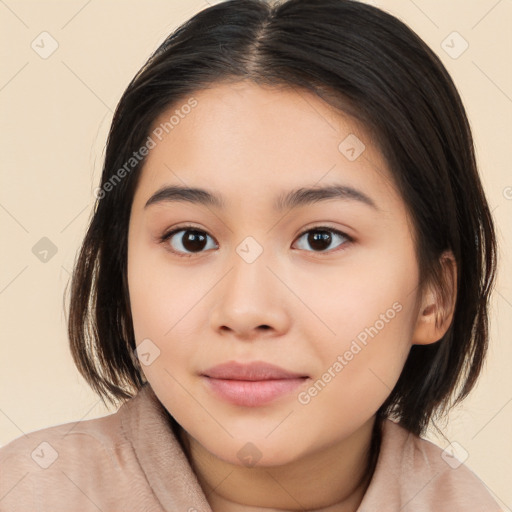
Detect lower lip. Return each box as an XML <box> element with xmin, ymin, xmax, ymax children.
<box><xmin>202</xmin><ymin>376</ymin><xmax>308</xmax><ymax>407</ymax></box>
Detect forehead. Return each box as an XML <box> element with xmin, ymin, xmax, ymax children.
<box><xmin>133</xmin><ymin>81</ymin><xmax>400</xmax><ymax>211</ymax></box>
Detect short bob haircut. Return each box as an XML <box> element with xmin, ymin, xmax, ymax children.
<box><xmin>68</xmin><ymin>0</ymin><xmax>497</xmax><ymax>437</ymax></box>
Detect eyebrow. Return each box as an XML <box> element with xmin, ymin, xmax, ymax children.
<box><xmin>144</xmin><ymin>183</ymin><xmax>378</xmax><ymax>211</ymax></box>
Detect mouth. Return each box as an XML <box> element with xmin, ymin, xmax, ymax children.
<box><xmin>200</xmin><ymin>361</ymin><xmax>310</xmax><ymax>407</ymax></box>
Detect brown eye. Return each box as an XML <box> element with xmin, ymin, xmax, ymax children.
<box><xmin>162</xmin><ymin>228</ymin><xmax>217</xmax><ymax>257</ymax></box>
<box><xmin>294</xmin><ymin>228</ymin><xmax>351</xmax><ymax>253</ymax></box>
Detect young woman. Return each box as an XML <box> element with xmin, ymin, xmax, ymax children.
<box><xmin>0</xmin><ymin>0</ymin><xmax>502</xmax><ymax>510</ymax></box>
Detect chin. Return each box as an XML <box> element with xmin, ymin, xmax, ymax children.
<box><xmin>197</xmin><ymin>430</ymin><xmax>312</xmax><ymax>469</ymax></box>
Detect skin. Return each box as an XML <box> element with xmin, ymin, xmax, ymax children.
<box><xmin>127</xmin><ymin>80</ymin><xmax>456</xmax><ymax>512</ymax></box>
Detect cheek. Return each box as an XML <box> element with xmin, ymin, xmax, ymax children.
<box><xmin>296</xmin><ymin>245</ymin><xmax>419</xmax><ymax>407</ymax></box>
<box><xmin>127</xmin><ymin>259</ymin><xmax>200</xmax><ymax>417</ymax></box>
<box><xmin>294</xmin><ymin>302</ymin><xmax>416</xmax><ymax>445</ymax></box>
<box><xmin>127</xmin><ymin>242</ymin><xmax>212</xmax><ymax>389</ymax></box>
<box><xmin>128</xmin><ymin>235</ymin><xmax>201</xmax><ymax>341</ymax></box>
<box><xmin>298</xmin><ymin>243</ymin><xmax>418</xmax><ymax>355</ymax></box>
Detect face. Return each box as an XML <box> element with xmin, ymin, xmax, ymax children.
<box><xmin>127</xmin><ymin>80</ymin><xmax>424</xmax><ymax>467</ymax></box>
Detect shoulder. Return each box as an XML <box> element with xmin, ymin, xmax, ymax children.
<box><xmin>360</xmin><ymin>418</ymin><xmax>503</xmax><ymax>512</ymax></box>
<box><xmin>0</xmin><ymin>405</ymin><xmax>123</xmax><ymax>469</ymax></box>
<box><xmin>0</xmin><ymin>393</ymin><xmax>146</xmax><ymax>511</ymax></box>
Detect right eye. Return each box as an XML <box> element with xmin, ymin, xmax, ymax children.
<box><xmin>159</xmin><ymin>226</ymin><xmax>218</xmax><ymax>258</ymax></box>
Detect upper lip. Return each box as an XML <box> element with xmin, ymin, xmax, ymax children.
<box><xmin>201</xmin><ymin>361</ymin><xmax>307</xmax><ymax>381</ymax></box>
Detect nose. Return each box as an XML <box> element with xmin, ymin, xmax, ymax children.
<box><xmin>209</xmin><ymin>246</ymin><xmax>291</xmax><ymax>341</ymax></box>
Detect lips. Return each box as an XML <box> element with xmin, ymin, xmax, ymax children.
<box><xmin>202</xmin><ymin>361</ymin><xmax>307</xmax><ymax>381</ymax></box>
<box><xmin>200</xmin><ymin>361</ymin><xmax>309</xmax><ymax>407</ymax></box>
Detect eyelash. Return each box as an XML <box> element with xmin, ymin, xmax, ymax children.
<box><xmin>158</xmin><ymin>224</ymin><xmax>353</xmax><ymax>259</ymax></box>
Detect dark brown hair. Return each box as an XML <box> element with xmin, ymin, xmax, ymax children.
<box><xmin>67</xmin><ymin>0</ymin><xmax>498</xmax><ymax>437</ymax></box>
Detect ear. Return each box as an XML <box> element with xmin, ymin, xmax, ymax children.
<box><xmin>411</xmin><ymin>250</ymin><xmax>457</xmax><ymax>346</ymax></box>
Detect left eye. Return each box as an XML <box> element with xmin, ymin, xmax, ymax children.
<box><xmin>293</xmin><ymin>227</ymin><xmax>351</xmax><ymax>253</ymax></box>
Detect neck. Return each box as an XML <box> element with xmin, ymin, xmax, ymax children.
<box><xmin>177</xmin><ymin>415</ymin><xmax>381</xmax><ymax>512</ymax></box>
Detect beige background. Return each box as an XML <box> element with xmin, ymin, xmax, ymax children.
<box><xmin>0</xmin><ymin>0</ymin><xmax>511</xmax><ymax>508</ymax></box>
